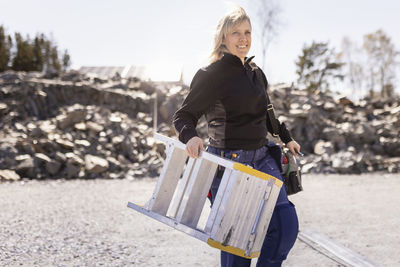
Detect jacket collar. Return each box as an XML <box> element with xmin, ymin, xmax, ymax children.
<box><xmin>222</xmin><ymin>52</ymin><xmax>255</xmax><ymax>67</ymax></box>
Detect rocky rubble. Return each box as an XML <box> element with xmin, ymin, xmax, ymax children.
<box><xmin>0</xmin><ymin>70</ymin><xmax>187</xmax><ymax>181</ymax></box>
<box><xmin>268</xmin><ymin>83</ymin><xmax>400</xmax><ymax>174</ymax></box>
<box><xmin>0</xmin><ymin>70</ymin><xmax>399</xmax><ymax>181</ymax></box>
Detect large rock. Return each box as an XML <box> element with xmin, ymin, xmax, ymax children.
<box><xmin>66</xmin><ymin>162</ymin><xmax>80</xmax><ymax>178</ymax></box>
<box><xmin>46</xmin><ymin>160</ymin><xmax>62</xmax><ymax>175</ymax></box>
<box><xmin>0</xmin><ymin>102</ymin><xmax>7</xmax><ymax>116</ymax></box>
<box><xmin>331</xmin><ymin>152</ymin><xmax>356</xmax><ymax>173</ymax></box>
<box><xmin>57</xmin><ymin>108</ymin><xmax>86</xmax><ymax>130</ymax></box>
<box><xmin>85</xmin><ymin>155</ymin><xmax>109</xmax><ymax>174</ymax></box>
<box><xmin>15</xmin><ymin>156</ymin><xmax>36</xmax><ymax>178</ymax></box>
<box><xmin>314</xmin><ymin>140</ymin><xmax>334</xmax><ymax>155</ymax></box>
<box><xmin>55</xmin><ymin>139</ymin><xmax>75</xmax><ymax>150</ymax></box>
<box><xmin>0</xmin><ymin>170</ymin><xmax>20</xmax><ymax>181</ymax></box>
<box><xmin>322</xmin><ymin>127</ymin><xmax>346</xmax><ymax>145</ymax></box>
<box><xmin>34</xmin><ymin>153</ymin><xmax>51</xmax><ymax>163</ymax></box>
<box><xmin>66</xmin><ymin>152</ymin><xmax>84</xmax><ymax>166</ymax></box>
<box><xmin>86</xmin><ymin>121</ymin><xmax>103</xmax><ymax>133</ymax></box>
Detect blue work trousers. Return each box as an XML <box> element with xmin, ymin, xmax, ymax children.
<box><xmin>207</xmin><ymin>143</ymin><xmax>299</xmax><ymax>267</ymax></box>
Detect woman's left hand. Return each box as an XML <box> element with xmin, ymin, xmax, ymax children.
<box><xmin>286</xmin><ymin>140</ymin><xmax>301</xmax><ymax>157</ymax></box>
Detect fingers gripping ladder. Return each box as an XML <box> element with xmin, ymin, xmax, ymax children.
<box><xmin>127</xmin><ymin>133</ymin><xmax>283</xmax><ymax>258</ymax></box>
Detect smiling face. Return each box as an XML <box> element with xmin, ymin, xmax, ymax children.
<box><xmin>223</xmin><ymin>20</ymin><xmax>252</xmax><ymax>63</ymax></box>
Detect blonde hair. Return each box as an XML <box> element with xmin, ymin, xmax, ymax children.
<box><xmin>209</xmin><ymin>6</ymin><xmax>251</xmax><ymax>63</ymax></box>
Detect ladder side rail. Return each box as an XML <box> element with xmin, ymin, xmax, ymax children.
<box><xmin>201</xmin><ymin>152</ymin><xmax>236</xmax><ymax>169</ymax></box>
<box><xmin>127</xmin><ymin>202</ymin><xmax>209</xmax><ymax>242</ymax></box>
<box><xmin>154</xmin><ymin>133</ymin><xmax>186</xmax><ymax>150</ymax></box>
<box><xmin>154</xmin><ymin>133</ymin><xmax>235</xmax><ymax>169</ymax></box>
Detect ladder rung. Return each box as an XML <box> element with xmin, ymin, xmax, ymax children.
<box><xmin>147</xmin><ymin>145</ymin><xmax>187</xmax><ymax>215</ymax></box>
<box><xmin>175</xmin><ymin>157</ymin><xmax>218</xmax><ymax>228</ymax></box>
<box><xmin>204</xmin><ymin>168</ymin><xmax>232</xmax><ymax>233</ymax></box>
<box><xmin>167</xmin><ymin>157</ymin><xmax>196</xmax><ymax>218</ymax></box>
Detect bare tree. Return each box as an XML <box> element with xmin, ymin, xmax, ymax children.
<box><xmin>338</xmin><ymin>36</ymin><xmax>365</xmax><ymax>97</ymax></box>
<box><xmin>363</xmin><ymin>29</ymin><xmax>399</xmax><ymax>98</ymax></box>
<box><xmin>0</xmin><ymin>25</ymin><xmax>12</xmax><ymax>72</ymax></box>
<box><xmin>251</xmin><ymin>0</ymin><xmax>282</xmax><ymax>69</ymax></box>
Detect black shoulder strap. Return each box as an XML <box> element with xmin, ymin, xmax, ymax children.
<box><xmin>254</xmin><ymin>69</ymin><xmax>280</xmax><ymax>137</ymax></box>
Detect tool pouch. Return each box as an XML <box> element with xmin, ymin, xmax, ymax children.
<box><xmin>281</xmin><ymin>149</ymin><xmax>303</xmax><ymax>195</ymax></box>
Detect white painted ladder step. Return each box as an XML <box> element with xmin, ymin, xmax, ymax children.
<box><xmin>127</xmin><ymin>133</ymin><xmax>283</xmax><ymax>258</ymax></box>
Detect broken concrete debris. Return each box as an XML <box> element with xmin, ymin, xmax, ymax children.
<box><xmin>0</xmin><ymin>70</ymin><xmax>399</xmax><ymax>181</ymax></box>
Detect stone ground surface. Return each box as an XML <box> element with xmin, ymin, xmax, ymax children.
<box><xmin>0</xmin><ymin>173</ymin><xmax>399</xmax><ymax>267</ymax></box>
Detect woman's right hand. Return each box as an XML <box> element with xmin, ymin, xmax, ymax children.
<box><xmin>186</xmin><ymin>136</ymin><xmax>204</xmax><ymax>158</ymax></box>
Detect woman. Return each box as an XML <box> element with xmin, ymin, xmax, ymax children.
<box><xmin>173</xmin><ymin>6</ymin><xmax>301</xmax><ymax>267</ymax></box>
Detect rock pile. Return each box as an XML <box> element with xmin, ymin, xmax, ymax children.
<box><xmin>268</xmin><ymin>84</ymin><xmax>400</xmax><ymax>173</ymax></box>
<box><xmin>0</xmin><ymin>71</ymin><xmax>187</xmax><ymax>181</ymax></box>
<box><xmin>0</xmin><ymin>70</ymin><xmax>399</xmax><ymax>181</ymax></box>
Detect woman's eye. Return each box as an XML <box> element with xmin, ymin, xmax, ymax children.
<box><xmin>246</xmin><ymin>31</ymin><xmax>251</xmax><ymax>35</ymax></box>
<box><xmin>232</xmin><ymin>32</ymin><xmax>239</xmax><ymax>35</ymax></box>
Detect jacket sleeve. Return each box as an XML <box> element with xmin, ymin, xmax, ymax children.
<box><xmin>172</xmin><ymin>68</ymin><xmax>218</xmax><ymax>144</ymax></box>
<box><xmin>260</xmin><ymin>71</ymin><xmax>293</xmax><ymax>144</ymax></box>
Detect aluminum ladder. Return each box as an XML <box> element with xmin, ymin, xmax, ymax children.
<box><xmin>127</xmin><ymin>133</ymin><xmax>283</xmax><ymax>258</ymax></box>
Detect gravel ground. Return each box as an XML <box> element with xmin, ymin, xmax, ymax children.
<box><xmin>0</xmin><ymin>173</ymin><xmax>399</xmax><ymax>266</ymax></box>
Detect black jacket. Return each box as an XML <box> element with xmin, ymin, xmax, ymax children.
<box><xmin>173</xmin><ymin>53</ymin><xmax>292</xmax><ymax>150</ymax></box>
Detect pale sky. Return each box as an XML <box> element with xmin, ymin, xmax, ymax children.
<box><xmin>1</xmin><ymin>0</ymin><xmax>399</xmax><ymax>96</ymax></box>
